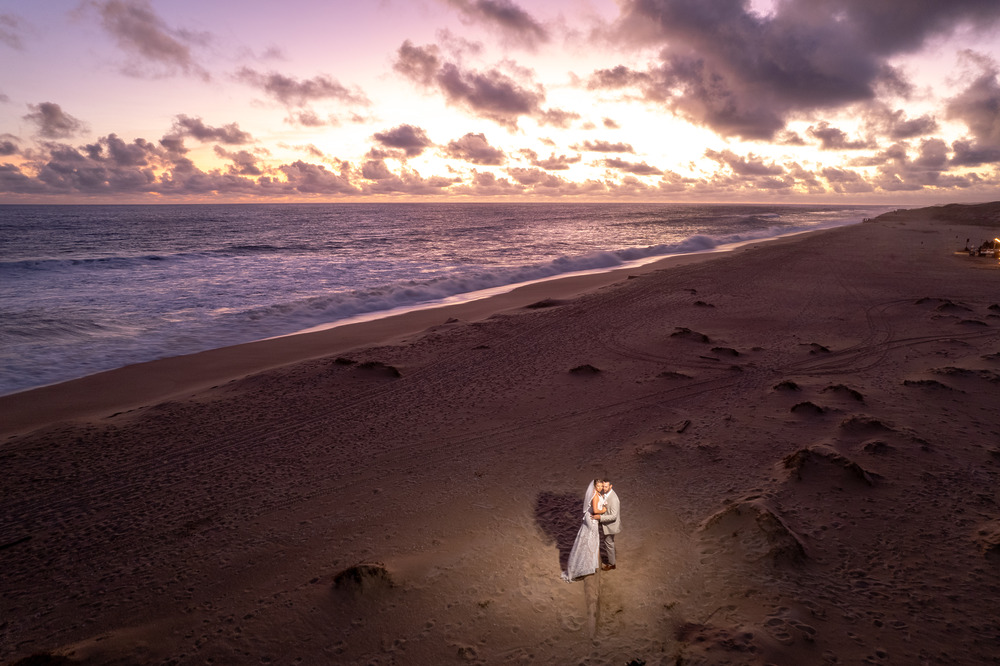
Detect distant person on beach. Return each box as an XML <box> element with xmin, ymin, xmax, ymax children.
<box><xmin>596</xmin><ymin>479</ymin><xmax>621</xmax><ymax>571</ymax></box>
<box><xmin>561</xmin><ymin>479</ymin><xmax>607</xmax><ymax>581</ymax></box>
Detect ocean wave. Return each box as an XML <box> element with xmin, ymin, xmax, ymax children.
<box><xmin>227</xmin><ymin>224</ymin><xmax>828</xmax><ymax>334</ymax></box>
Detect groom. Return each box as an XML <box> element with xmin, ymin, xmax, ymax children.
<box><xmin>595</xmin><ymin>479</ymin><xmax>621</xmax><ymax>571</ymax></box>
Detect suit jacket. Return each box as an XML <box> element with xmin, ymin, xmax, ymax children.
<box><xmin>599</xmin><ymin>489</ymin><xmax>621</xmax><ymax>535</ymax></box>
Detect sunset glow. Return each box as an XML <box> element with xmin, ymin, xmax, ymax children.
<box><xmin>1</xmin><ymin>0</ymin><xmax>999</xmax><ymax>203</ymax></box>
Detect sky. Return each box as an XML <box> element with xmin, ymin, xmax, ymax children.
<box><xmin>1</xmin><ymin>0</ymin><xmax>999</xmax><ymax>204</ymax></box>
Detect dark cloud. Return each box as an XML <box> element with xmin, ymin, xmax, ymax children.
<box><xmin>24</xmin><ymin>103</ymin><xmax>87</xmax><ymax>139</ymax></box>
<box><xmin>373</xmin><ymin>125</ymin><xmax>434</xmax><ymax>158</ymax></box>
<box><xmin>537</xmin><ymin>108</ymin><xmax>580</xmax><ymax>128</ymax></box>
<box><xmin>1</xmin><ymin>13</ymin><xmax>25</xmax><ymax>49</ymax></box>
<box><xmin>279</xmin><ymin>161</ymin><xmax>358</xmax><ymax>195</ymax></box>
<box><xmin>444</xmin><ymin>132</ymin><xmax>507</xmax><ymax>165</ymax></box>
<box><xmin>571</xmin><ymin>140</ymin><xmax>634</xmax><ymax>153</ymax></box>
<box><xmin>92</xmin><ymin>0</ymin><xmax>210</xmax><ymax>79</ymax></box>
<box><xmin>168</xmin><ymin>115</ymin><xmax>253</xmax><ymax>145</ymax></box>
<box><xmin>705</xmin><ymin>149</ymin><xmax>784</xmax><ymax>176</ymax></box>
<box><xmin>866</xmin><ymin>106</ymin><xmax>939</xmax><ymax>140</ymax></box>
<box><xmin>603</xmin><ymin>158</ymin><xmax>662</xmax><ymax>175</ymax></box>
<box><xmin>507</xmin><ymin>167</ymin><xmax>567</xmax><ymax>187</ymax></box>
<box><xmin>946</xmin><ymin>53</ymin><xmax>1000</xmax><ymax>148</ymax></box>
<box><xmin>845</xmin><ymin>140</ymin><xmax>989</xmax><ymax>191</ymax></box>
<box><xmin>587</xmin><ymin>65</ymin><xmax>654</xmax><ymax>93</ymax></box>
<box><xmin>445</xmin><ymin>0</ymin><xmax>549</xmax><ymax>49</ymax></box>
<box><xmin>604</xmin><ymin>0</ymin><xmax>1000</xmax><ymax>139</ymax></box>
<box><xmin>522</xmin><ymin>150</ymin><xmax>581</xmax><ymax>170</ymax></box>
<box><xmin>776</xmin><ymin>130</ymin><xmax>807</xmax><ymax>146</ymax></box>
<box><xmin>394</xmin><ymin>41</ymin><xmax>544</xmax><ymax>129</ymax></box>
<box><xmin>235</xmin><ymin>67</ymin><xmax>370</xmax><ymax>108</ymax></box>
<box><xmin>603</xmin><ymin>117</ymin><xmax>620</xmax><ymax>129</ymax></box>
<box><xmin>214</xmin><ymin>146</ymin><xmax>264</xmax><ymax>176</ymax></box>
<box><xmin>0</xmin><ymin>134</ymin><xmax>18</xmax><ymax>156</ymax></box>
<box><xmin>951</xmin><ymin>139</ymin><xmax>1000</xmax><ymax>167</ymax></box>
<box><xmin>807</xmin><ymin>122</ymin><xmax>872</xmax><ymax>150</ymax></box>
<box><xmin>359</xmin><ymin>163</ymin><xmax>461</xmax><ymax>195</ymax></box>
<box><xmin>361</xmin><ymin>159</ymin><xmax>395</xmax><ymax>181</ymax></box>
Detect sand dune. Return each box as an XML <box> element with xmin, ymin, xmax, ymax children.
<box><xmin>2</xmin><ymin>202</ymin><xmax>999</xmax><ymax>665</ymax></box>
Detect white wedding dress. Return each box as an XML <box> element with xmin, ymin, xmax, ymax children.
<box><xmin>561</xmin><ymin>481</ymin><xmax>605</xmax><ymax>581</ymax></box>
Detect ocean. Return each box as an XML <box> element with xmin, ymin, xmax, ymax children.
<box><xmin>0</xmin><ymin>202</ymin><xmax>893</xmax><ymax>396</ymax></box>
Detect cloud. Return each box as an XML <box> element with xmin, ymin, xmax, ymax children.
<box><xmin>24</xmin><ymin>103</ymin><xmax>87</xmax><ymax>139</ymax></box>
<box><xmin>444</xmin><ymin>132</ymin><xmax>507</xmax><ymax>165</ymax></box>
<box><xmin>507</xmin><ymin>167</ymin><xmax>568</xmax><ymax>187</ymax></box>
<box><xmin>278</xmin><ymin>161</ymin><xmax>358</xmax><ymax>195</ymax></box>
<box><xmin>214</xmin><ymin>146</ymin><xmax>264</xmax><ymax>176</ymax></box>
<box><xmin>235</xmin><ymin>67</ymin><xmax>370</xmax><ymax>108</ymax></box>
<box><xmin>807</xmin><ymin>122</ymin><xmax>872</xmax><ymax>150</ymax></box>
<box><xmin>373</xmin><ymin>125</ymin><xmax>434</xmax><ymax>158</ymax></box>
<box><xmin>1</xmin><ymin>13</ymin><xmax>25</xmax><ymax>50</ymax></box>
<box><xmin>537</xmin><ymin>108</ymin><xmax>580</xmax><ymax>128</ymax></box>
<box><xmin>91</xmin><ymin>0</ymin><xmax>210</xmax><ymax>79</ymax></box>
<box><xmin>866</xmin><ymin>106</ymin><xmax>939</xmax><ymax>140</ymax></box>
<box><xmin>522</xmin><ymin>150</ymin><xmax>581</xmax><ymax>170</ymax></box>
<box><xmin>571</xmin><ymin>140</ymin><xmax>634</xmax><ymax>153</ymax></box>
<box><xmin>167</xmin><ymin>115</ymin><xmax>253</xmax><ymax>145</ymax></box>
<box><xmin>603</xmin><ymin>117</ymin><xmax>620</xmax><ymax>129</ymax></box>
<box><xmin>444</xmin><ymin>0</ymin><xmax>549</xmax><ymax>49</ymax></box>
<box><xmin>946</xmin><ymin>52</ymin><xmax>1000</xmax><ymax>148</ymax></box>
<box><xmin>361</xmin><ymin>166</ymin><xmax>461</xmax><ymax>195</ymax></box>
<box><xmin>394</xmin><ymin>41</ymin><xmax>544</xmax><ymax>129</ymax></box>
<box><xmin>951</xmin><ymin>139</ymin><xmax>1000</xmax><ymax>166</ymax></box>
<box><xmin>705</xmin><ymin>149</ymin><xmax>784</xmax><ymax>176</ymax></box>
<box><xmin>604</xmin><ymin>0</ymin><xmax>1000</xmax><ymax>139</ymax></box>
<box><xmin>0</xmin><ymin>134</ymin><xmax>19</xmax><ymax>156</ymax></box>
<box><xmin>603</xmin><ymin>158</ymin><xmax>662</xmax><ymax>175</ymax></box>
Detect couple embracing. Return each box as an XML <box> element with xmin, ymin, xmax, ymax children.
<box><xmin>561</xmin><ymin>478</ymin><xmax>621</xmax><ymax>582</ymax></box>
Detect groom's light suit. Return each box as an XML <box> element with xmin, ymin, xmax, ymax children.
<box><xmin>598</xmin><ymin>489</ymin><xmax>621</xmax><ymax>566</ymax></box>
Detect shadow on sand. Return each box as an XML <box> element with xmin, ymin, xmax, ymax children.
<box><xmin>533</xmin><ymin>490</ymin><xmax>582</xmax><ymax>570</ymax></box>
<box><xmin>534</xmin><ymin>490</ymin><xmax>602</xmax><ymax>637</ymax></box>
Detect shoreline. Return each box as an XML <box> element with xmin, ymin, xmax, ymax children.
<box><xmin>0</xmin><ymin>223</ymin><xmax>843</xmax><ymax>437</ymax></box>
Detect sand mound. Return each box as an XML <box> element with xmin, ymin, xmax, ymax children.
<box><xmin>821</xmin><ymin>384</ymin><xmax>865</xmax><ymax>402</ymax></box>
<box><xmin>790</xmin><ymin>401</ymin><xmax>826</xmax><ymax>415</ymax></box>
<box><xmin>782</xmin><ymin>444</ymin><xmax>876</xmax><ymax>486</ymax></box>
<box><xmin>355</xmin><ymin>361</ymin><xmax>402</xmax><ymax>378</ymax></box>
<box><xmin>658</xmin><ymin>370</ymin><xmax>693</xmax><ymax>379</ymax></box>
<box><xmin>711</xmin><ymin>346</ymin><xmax>740</xmax><ymax>357</ymax></box>
<box><xmin>332</xmin><ymin>563</ymin><xmax>394</xmax><ymax>595</ymax></box>
<box><xmin>524</xmin><ymin>298</ymin><xmax>566</xmax><ymax>309</ymax></box>
<box><xmin>932</xmin><ymin>366</ymin><xmax>1000</xmax><ymax>383</ymax></box>
<box><xmin>839</xmin><ymin>414</ymin><xmax>896</xmax><ymax>434</ymax></box>
<box><xmin>862</xmin><ymin>439</ymin><xmax>895</xmax><ymax>455</ymax></box>
<box><xmin>903</xmin><ymin>377</ymin><xmax>957</xmax><ymax>390</ymax></box>
<box><xmin>700</xmin><ymin>499</ymin><xmax>807</xmax><ymax>564</ymax></box>
<box><xmin>671</xmin><ymin>327</ymin><xmax>711</xmax><ymax>343</ymax></box>
<box><xmin>569</xmin><ymin>363</ymin><xmax>601</xmax><ymax>375</ymax></box>
<box><xmin>974</xmin><ymin>521</ymin><xmax>1000</xmax><ymax>562</ymax></box>
<box><xmin>773</xmin><ymin>380</ymin><xmax>801</xmax><ymax>391</ymax></box>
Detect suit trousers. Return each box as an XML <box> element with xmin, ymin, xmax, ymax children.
<box><xmin>601</xmin><ymin>532</ymin><xmax>615</xmax><ymax>565</ymax></box>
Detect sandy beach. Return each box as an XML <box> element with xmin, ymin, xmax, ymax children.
<box><xmin>2</xmin><ymin>202</ymin><xmax>999</xmax><ymax>665</ymax></box>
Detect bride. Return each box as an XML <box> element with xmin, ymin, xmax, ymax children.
<box><xmin>561</xmin><ymin>479</ymin><xmax>607</xmax><ymax>581</ymax></box>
